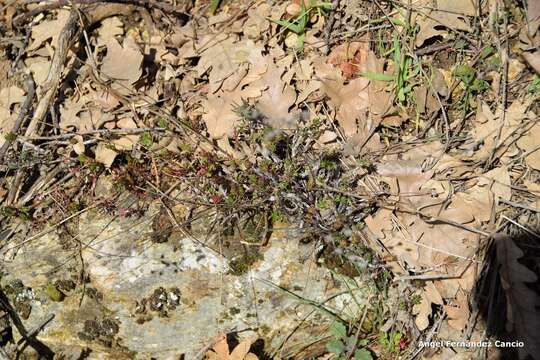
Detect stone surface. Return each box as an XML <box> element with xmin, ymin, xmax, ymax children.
<box><xmin>1</xmin><ymin>207</ymin><xmax>371</xmax><ymax>358</ymax></box>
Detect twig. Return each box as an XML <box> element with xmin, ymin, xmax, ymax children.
<box><xmin>13</xmin><ymin>0</ymin><xmax>190</xmax><ymax>27</ymax></box>
<box><xmin>415</xmin><ymin>42</ymin><xmax>453</xmax><ymax>56</ymax></box>
<box><xmin>501</xmin><ymin>215</ymin><xmax>540</xmax><ymax>239</ymax></box>
<box><xmin>500</xmin><ymin>199</ymin><xmax>540</xmax><ymax>213</ymax></box>
<box><xmin>1</xmin><ymin>201</ymin><xmax>104</xmax><ymax>252</ymax></box>
<box><xmin>324</xmin><ymin>0</ymin><xmax>341</xmax><ymax>54</ymax></box>
<box><xmin>24</xmin><ymin>127</ymin><xmax>166</xmax><ymax>141</ymax></box>
<box><xmin>0</xmin><ymin>290</ymin><xmax>54</xmax><ymax>359</ymax></box>
<box><xmin>484</xmin><ymin>1</ymin><xmax>509</xmax><ymax>170</ymax></box>
<box><xmin>0</xmin><ymin>73</ymin><xmax>35</xmax><ymax>163</ymax></box>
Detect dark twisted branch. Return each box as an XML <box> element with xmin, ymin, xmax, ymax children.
<box><xmin>13</xmin><ymin>0</ymin><xmax>190</xmax><ymax>27</ymax></box>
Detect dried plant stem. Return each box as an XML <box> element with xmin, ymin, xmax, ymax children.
<box><xmin>0</xmin><ymin>73</ymin><xmax>35</xmax><ymax>163</ymax></box>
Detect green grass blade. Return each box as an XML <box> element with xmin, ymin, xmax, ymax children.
<box><xmin>209</xmin><ymin>0</ymin><xmax>222</xmax><ymax>14</ymax></box>
<box><xmin>360</xmin><ymin>72</ymin><xmax>395</xmax><ymax>81</ymax></box>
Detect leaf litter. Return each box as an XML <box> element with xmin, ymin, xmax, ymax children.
<box><xmin>1</xmin><ymin>0</ymin><xmax>540</xmax><ymax>359</ymax></box>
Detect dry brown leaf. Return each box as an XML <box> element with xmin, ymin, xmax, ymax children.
<box><xmin>413</xmin><ymin>281</ymin><xmax>444</xmax><ymax>330</ymax></box>
<box><xmin>196</xmin><ymin>37</ymin><xmax>265</xmax><ymax>93</ymax></box>
<box><xmin>203</xmin><ymin>95</ymin><xmax>240</xmax><ymax>139</ymax></box>
<box><xmin>0</xmin><ymin>85</ymin><xmax>25</xmax><ymax>107</ymax></box>
<box><xmin>414</xmin><ymin>85</ymin><xmax>439</xmax><ymax>114</ymax></box>
<box><xmin>59</xmin><ymin>98</ymin><xmax>85</xmax><ymax>131</ymax></box>
<box><xmin>101</xmin><ymin>37</ymin><xmax>143</xmax><ymax>90</ymax></box>
<box><xmin>373</xmin><ymin>155</ymin><xmax>482</xmax><ymax>271</ymax></box>
<box><xmin>478</xmin><ymin>166</ymin><xmax>512</xmax><ymax>201</ymax></box>
<box><xmin>79</xmin><ymin>108</ymin><xmax>115</xmax><ymax>131</ymax></box>
<box><xmin>71</xmin><ymin>135</ymin><xmax>85</xmax><ymax>155</ymax></box>
<box><xmin>443</xmin><ymin>289</ymin><xmax>470</xmax><ymax>331</ymax></box>
<box><xmin>202</xmin><ymin>83</ymin><xmax>261</xmax><ymax>139</ymax></box>
<box><xmin>25</xmin><ymin>57</ymin><xmax>50</xmax><ymax>86</ymax></box>
<box><xmin>454</xmin><ymin>186</ymin><xmax>493</xmax><ymax>223</ymax></box>
<box><xmin>29</xmin><ymin>10</ymin><xmax>71</xmax><ymax>51</ymax></box>
<box><xmin>322</xmin><ymin>77</ymin><xmax>370</xmax><ymax>137</ymax></box>
<box><xmin>327</xmin><ymin>41</ymin><xmax>369</xmax><ymax>79</ymax></box>
<box><xmin>517</xmin><ymin>123</ymin><xmax>540</xmax><ymax>170</ymax></box>
<box><xmin>255</xmin><ymin>63</ymin><xmax>297</xmax><ymax>129</ymax></box>
<box><xmin>88</xmin><ymin>89</ymin><xmax>121</xmax><ymax>112</ymax></box>
<box><xmin>97</xmin><ymin>17</ymin><xmax>124</xmax><ymax>46</ymax></box>
<box><xmin>365</xmin><ymin>208</ymin><xmax>394</xmax><ymax>239</ymax></box>
<box><xmin>243</xmin><ymin>3</ymin><xmax>271</xmax><ymax>40</ymax></box>
<box><xmin>496</xmin><ymin>234</ymin><xmax>540</xmax><ymax>359</ymax></box>
<box><xmin>527</xmin><ymin>0</ymin><xmax>540</xmax><ymax>35</ymax></box>
<box><xmin>113</xmin><ymin>135</ymin><xmax>139</xmax><ymax>151</ymax></box>
<box><xmin>471</xmin><ymin>101</ymin><xmax>530</xmax><ymax>161</ymax></box>
<box><xmin>116</xmin><ymin>117</ymin><xmax>137</xmax><ymax>129</ymax></box>
<box><xmin>204</xmin><ymin>334</ymin><xmax>258</xmax><ymax>360</ymax></box>
<box><xmin>414</xmin><ymin>0</ymin><xmax>475</xmax><ymax>47</ymax></box>
<box><xmin>95</xmin><ymin>143</ymin><xmax>118</xmax><ymax>168</ymax></box>
<box><xmin>0</xmin><ymin>85</ymin><xmax>25</xmax><ymax>147</ymax></box>
<box><xmin>376</xmin><ymin>160</ymin><xmax>433</xmax><ymax>196</ymax></box>
<box><xmin>523</xmin><ymin>49</ymin><xmax>540</xmax><ymax>74</ymax></box>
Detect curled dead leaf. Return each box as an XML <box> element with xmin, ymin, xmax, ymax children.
<box><xmin>95</xmin><ymin>143</ymin><xmax>118</xmax><ymax>168</ymax></box>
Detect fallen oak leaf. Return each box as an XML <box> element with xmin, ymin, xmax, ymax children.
<box><xmin>101</xmin><ymin>36</ymin><xmax>143</xmax><ymax>92</ymax></box>
<box><xmin>28</xmin><ymin>10</ymin><xmax>71</xmax><ymax>51</ymax></box>
<box><xmin>522</xmin><ymin>51</ymin><xmax>540</xmax><ymax>75</ymax></box>
<box><xmin>443</xmin><ymin>289</ymin><xmax>470</xmax><ymax>331</ymax></box>
<box><xmin>327</xmin><ymin>41</ymin><xmax>369</xmax><ymax>79</ymax></box>
<box><xmin>413</xmin><ymin>0</ymin><xmax>476</xmax><ymax>48</ymax></box>
<box><xmin>516</xmin><ymin>123</ymin><xmax>540</xmax><ymax>171</ymax></box>
<box><xmin>255</xmin><ymin>63</ymin><xmax>297</xmax><ymax>130</ymax></box>
<box><xmin>204</xmin><ymin>333</ymin><xmax>259</xmax><ymax>360</ymax></box>
<box><xmin>412</xmin><ymin>281</ymin><xmax>444</xmax><ymax>330</ymax></box>
<box><xmin>322</xmin><ymin>77</ymin><xmax>370</xmax><ymax>138</ymax></box>
<box><xmin>95</xmin><ymin>143</ymin><xmax>117</xmax><ymax>168</ymax></box>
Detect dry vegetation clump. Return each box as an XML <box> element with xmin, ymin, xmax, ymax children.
<box><xmin>0</xmin><ymin>0</ymin><xmax>540</xmax><ymax>358</ymax></box>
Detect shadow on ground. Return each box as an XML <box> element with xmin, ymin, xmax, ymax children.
<box><xmin>473</xmin><ymin>224</ymin><xmax>540</xmax><ymax>360</ymax></box>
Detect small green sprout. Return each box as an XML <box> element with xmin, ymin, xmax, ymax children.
<box><xmin>269</xmin><ymin>1</ymin><xmax>332</xmax><ymax>50</ymax></box>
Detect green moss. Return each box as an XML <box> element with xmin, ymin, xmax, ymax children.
<box><xmin>229</xmin><ymin>251</ymin><xmax>263</xmax><ymax>275</ymax></box>
<box><xmin>44</xmin><ymin>282</ymin><xmax>65</xmax><ymax>302</ymax></box>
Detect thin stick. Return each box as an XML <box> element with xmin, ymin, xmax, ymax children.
<box><xmin>24</xmin><ymin>127</ymin><xmax>166</xmax><ymax>141</ymax></box>
<box><xmin>13</xmin><ymin>0</ymin><xmax>189</xmax><ymax>27</ymax></box>
<box><xmin>0</xmin><ymin>74</ymin><xmax>35</xmax><ymax>163</ymax></box>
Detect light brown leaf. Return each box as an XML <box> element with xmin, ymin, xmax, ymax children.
<box><xmin>478</xmin><ymin>166</ymin><xmax>512</xmax><ymax>201</ymax></box>
<box><xmin>527</xmin><ymin>0</ymin><xmax>540</xmax><ymax>35</ymax></box>
<box><xmin>25</xmin><ymin>57</ymin><xmax>50</xmax><ymax>86</ymax></box>
<box><xmin>414</xmin><ymin>0</ymin><xmax>475</xmax><ymax>47</ymax></box>
<box><xmin>29</xmin><ymin>10</ymin><xmax>71</xmax><ymax>51</ymax></box>
<box><xmin>413</xmin><ymin>281</ymin><xmax>444</xmax><ymax>330</ymax></box>
<box><xmin>322</xmin><ymin>77</ymin><xmax>370</xmax><ymax>137</ymax></box>
<box><xmin>517</xmin><ymin>123</ymin><xmax>540</xmax><ymax>170</ymax></box>
<box><xmin>95</xmin><ymin>143</ymin><xmax>118</xmax><ymax>168</ymax></box>
<box><xmin>209</xmin><ymin>333</ymin><xmax>230</xmax><ymax>359</ymax></box>
<box><xmin>202</xmin><ymin>84</ymin><xmax>261</xmax><ymax>139</ymax></box>
<box><xmin>243</xmin><ymin>3</ymin><xmax>271</xmax><ymax>40</ymax></box>
<box><xmin>523</xmin><ymin>50</ymin><xmax>540</xmax><ymax>74</ymax></box>
<box><xmin>443</xmin><ymin>289</ymin><xmax>470</xmax><ymax>331</ymax></box>
<box><xmin>255</xmin><ymin>63</ymin><xmax>297</xmax><ymax>129</ymax></box>
<box><xmin>71</xmin><ymin>135</ymin><xmax>85</xmax><ymax>155</ymax></box>
<box><xmin>113</xmin><ymin>135</ymin><xmax>139</xmax><ymax>151</ymax></box>
<box><xmin>97</xmin><ymin>17</ymin><xmax>124</xmax><ymax>46</ymax></box>
<box><xmin>0</xmin><ymin>85</ymin><xmax>25</xmax><ymax>108</ymax></box>
<box><xmin>101</xmin><ymin>37</ymin><xmax>143</xmax><ymax>89</ymax></box>
<box><xmin>59</xmin><ymin>98</ymin><xmax>85</xmax><ymax>131</ymax></box>
<box><xmin>230</xmin><ymin>338</ymin><xmax>254</xmax><ymax>360</ymax></box>
<box><xmin>365</xmin><ymin>208</ymin><xmax>393</xmax><ymax>239</ymax></box>
<box><xmin>196</xmin><ymin>37</ymin><xmax>265</xmax><ymax>93</ymax></box>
